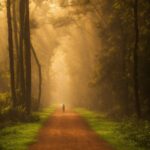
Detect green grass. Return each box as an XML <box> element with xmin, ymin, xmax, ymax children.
<box><xmin>0</xmin><ymin>107</ymin><xmax>55</xmax><ymax>150</ymax></box>
<box><xmin>75</xmin><ymin>108</ymin><xmax>146</xmax><ymax>150</ymax></box>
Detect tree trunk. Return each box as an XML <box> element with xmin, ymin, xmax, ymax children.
<box><xmin>24</xmin><ymin>0</ymin><xmax>32</xmax><ymax>114</ymax></box>
<box><xmin>19</xmin><ymin>0</ymin><xmax>26</xmax><ymax>106</ymax></box>
<box><xmin>12</xmin><ymin>0</ymin><xmax>20</xmax><ymax>91</ymax></box>
<box><xmin>7</xmin><ymin>0</ymin><xmax>17</xmax><ymax>107</ymax></box>
<box><xmin>133</xmin><ymin>0</ymin><xmax>141</xmax><ymax>118</ymax></box>
<box><xmin>31</xmin><ymin>44</ymin><xmax>42</xmax><ymax>109</ymax></box>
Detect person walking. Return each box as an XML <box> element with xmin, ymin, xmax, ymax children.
<box><xmin>62</xmin><ymin>104</ymin><xmax>65</xmax><ymax>112</ymax></box>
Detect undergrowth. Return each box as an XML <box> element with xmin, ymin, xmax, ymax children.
<box><xmin>0</xmin><ymin>107</ymin><xmax>55</xmax><ymax>150</ymax></box>
<box><xmin>76</xmin><ymin>108</ymin><xmax>149</xmax><ymax>150</ymax></box>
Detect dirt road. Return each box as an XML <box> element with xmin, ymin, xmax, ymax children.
<box><xmin>29</xmin><ymin>109</ymin><xmax>114</xmax><ymax>150</ymax></box>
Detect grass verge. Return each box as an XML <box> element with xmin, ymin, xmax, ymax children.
<box><xmin>0</xmin><ymin>107</ymin><xmax>55</xmax><ymax>150</ymax></box>
<box><xmin>75</xmin><ymin>108</ymin><xmax>146</xmax><ymax>150</ymax></box>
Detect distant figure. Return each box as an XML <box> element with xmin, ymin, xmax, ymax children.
<box><xmin>62</xmin><ymin>104</ymin><xmax>65</xmax><ymax>112</ymax></box>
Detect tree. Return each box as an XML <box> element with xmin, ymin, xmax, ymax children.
<box><xmin>133</xmin><ymin>0</ymin><xmax>141</xmax><ymax>118</ymax></box>
<box><xmin>6</xmin><ymin>0</ymin><xmax>17</xmax><ymax>107</ymax></box>
<box><xmin>19</xmin><ymin>0</ymin><xmax>26</xmax><ymax>106</ymax></box>
<box><xmin>12</xmin><ymin>0</ymin><xmax>20</xmax><ymax>90</ymax></box>
<box><xmin>24</xmin><ymin>0</ymin><xmax>32</xmax><ymax>114</ymax></box>
<box><xmin>31</xmin><ymin>44</ymin><xmax>42</xmax><ymax>109</ymax></box>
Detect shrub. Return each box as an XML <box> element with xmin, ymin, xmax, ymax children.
<box><xmin>118</xmin><ymin>118</ymin><xmax>150</xmax><ymax>149</ymax></box>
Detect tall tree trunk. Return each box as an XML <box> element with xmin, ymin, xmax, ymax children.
<box><xmin>12</xmin><ymin>0</ymin><xmax>20</xmax><ymax>90</ymax></box>
<box><xmin>133</xmin><ymin>0</ymin><xmax>141</xmax><ymax>118</ymax></box>
<box><xmin>7</xmin><ymin>0</ymin><xmax>17</xmax><ymax>107</ymax></box>
<box><xmin>19</xmin><ymin>0</ymin><xmax>26</xmax><ymax>105</ymax></box>
<box><xmin>24</xmin><ymin>0</ymin><xmax>32</xmax><ymax>114</ymax></box>
<box><xmin>31</xmin><ymin>44</ymin><xmax>42</xmax><ymax>109</ymax></box>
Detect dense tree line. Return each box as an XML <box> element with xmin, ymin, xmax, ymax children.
<box><xmin>0</xmin><ymin>0</ymin><xmax>150</xmax><ymax>120</ymax></box>
<box><xmin>5</xmin><ymin>0</ymin><xmax>42</xmax><ymax>116</ymax></box>
<box><xmin>90</xmin><ymin>0</ymin><xmax>150</xmax><ymax>119</ymax></box>
<box><xmin>6</xmin><ymin>0</ymin><xmax>32</xmax><ymax>114</ymax></box>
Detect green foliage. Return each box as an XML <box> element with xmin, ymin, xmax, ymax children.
<box><xmin>0</xmin><ymin>92</ymin><xmax>11</xmax><ymax>116</ymax></box>
<box><xmin>0</xmin><ymin>105</ymin><xmax>27</xmax><ymax>122</ymax></box>
<box><xmin>90</xmin><ymin>0</ymin><xmax>150</xmax><ymax>118</ymax></box>
<box><xmin>0</xmin><ymin>107</ymin><xmax>55</xmax><ymax>150</ymax></box>
<box><xmin>0</xmin><ymin>92</ymin><xmax>10</xmax><ymax>102</ymax></box>
<box><xmin>76</xmin><ymin>108</ymin><xmax>147</xmax><ymax>150</ymax></box>
<box><xmin>7</xmin><ymin>106</ymin><xmax>33</xmax><ymax>122</ymax></box>
<box><xmin>118</xmin><ymin>119</ymin><xmax>150</xmax><ymax>149</ymax></box>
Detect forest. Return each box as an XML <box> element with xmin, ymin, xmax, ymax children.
<box><xmin>0</xmin><ymin>0</ymin><xmax>150</xmax><ymax>150</ymax></box>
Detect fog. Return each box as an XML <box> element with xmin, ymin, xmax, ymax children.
<box><xmin>0</xmin><ymin>0</ymin><xmax>114</xmax><ymax>109</ymax></box>
<box><xmin>30</xmin><ymin>0</ymin><xmax>101</xmax><ymax>107</ymax></box>
<box><xmin>0</xmin><ymin>0</ymin><xmax>101</xmax><ymax>107</ymax></box>
<box><xmin>0</xmin><ymin>0</ymin><xmax>150</xmax><ymax>121</ymax></box>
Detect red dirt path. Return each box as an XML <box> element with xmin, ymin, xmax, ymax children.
<box><xmin>29</xmin><ymin>109</ymin><xmax>114</xmax><ymax>150</ymax></box>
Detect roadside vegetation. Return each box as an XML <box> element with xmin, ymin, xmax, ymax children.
<box><xmin>76</xmin><ymin>108</ymin><xmax>150</xmax><ymax>150</ymax></box>
<box><xmin>0</xmin><ymin>0</ymin><xmax>150</xmax><ymax>149</ymax></box>
<box><xmin>0</xmin><ymin>107</ymin><xmax>55</xmax><ymax>150</ymax></box>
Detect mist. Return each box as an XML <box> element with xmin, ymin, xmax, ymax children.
<box><xmin>28</xmin><ymin>0</ymin><xmax>100</xmax><ymax>107</ymax></box>
<box><xmin>0</xmin><ymin>0</ymin><xmax>150</xmax><ymax>118</ymax></box>
<box><xmin>0</xmin><ymin>1</ymin><xmax>150</xmax><ymax>149</ymax></box>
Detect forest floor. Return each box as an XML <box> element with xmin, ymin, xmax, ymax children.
<box><xmin>29</xmin><ymin>109</ymin><xmax>114</xmax><ymax>150</ymax></box>
<box><xmin>0</xmin><ymin>107</ymin><xmax>55</xmax><ymax>150</ymax></box>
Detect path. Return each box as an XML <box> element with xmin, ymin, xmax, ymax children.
<box><xmin>29</xmin><ymin>109</ymin><xmax>114</xmax><ymax>150</ymax></box>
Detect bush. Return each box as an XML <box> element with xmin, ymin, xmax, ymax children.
<box><xmin>0</xmin><ymin>105</ymin><xmax>40</xmax><ymax>124</ymax></box>
<box><xmin>0</xmin><ymin>92</ymin><xmax>11</xmax><ymax>110</ymax></box>
<box><xmin>118</xmin><ymin>118</ymin><xmax>150</xmax><ymax>149</ymax></box>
